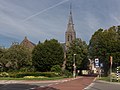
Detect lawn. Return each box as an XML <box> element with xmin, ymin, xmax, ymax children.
<box><xmin>0</xmin><ymin>76</ymin><xmax>65</xmax><ymax>80</ymax></box>
<box><xmin>98</xmin><ymin>76</ymin><xmax>120</xmax><ymax>82</ymax></box>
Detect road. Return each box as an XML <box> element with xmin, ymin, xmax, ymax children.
<box><xmin>0</xmin><ymin>83</ymin><xmax>58</xmax><ymax>90</ymax></box>
<box><xmin>0</xmin><ymin>76</ymin><xmax>95</xmax><ymax>90</ymax></box>
<box><xmin>1</xmin><ymin>77</ymin><xmax>120</xmax><ymax>90</ymax></box>
<box><xmin>0</xmin><ymin>84</ymin><xmax>37</xmax><ymax>90</ymax></box>
<box><xmin>52</xmin><ymin>77</ymin><xmax>94</xmax><ymax>90</ymax></box>
<box><xmin>0</xmin><ymin>82</ymin><xmax>56</xmax><ymax>90</ymax></box>
<box><xmin>84</xmin><ymin>80</ymin><xmax>120</xmax><ymax>90</ymax></box>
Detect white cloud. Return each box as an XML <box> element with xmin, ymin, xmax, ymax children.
<box><xmin>22</xmin><ymin>0</ymin><xmax>69</xmax><ymax>22</ymax></box>
<box><xmin>1</xmin><ymin>0</ymin><xmax>120</xmax><ymax>47</ymax></box>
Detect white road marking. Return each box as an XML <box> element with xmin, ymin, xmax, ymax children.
<box><xmin>83</xmin><ymin>83</ymin><xmax>95</xmax><ymax>90</ymax></box>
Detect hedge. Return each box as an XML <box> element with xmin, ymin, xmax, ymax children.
<box><xmin>9</xmin><ymin>72</ymin><xmax>59</xmax><ymax>78</ymax></box>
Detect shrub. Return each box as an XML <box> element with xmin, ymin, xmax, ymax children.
<box><xmin>23</xmin><ymin>76</ymin><xmax>48</xmax><ymax>78</ymax></box>
<box><xmin>10</xmin><ymin>72</ymin><xmax>59</xmax><ymax>78</ymax></box>
<box><xmin>0</xmin><ymin>72</ymin><xmax>9</xmax><ymax>77</ymax></box>
<box><xmin>19</xmin><ymin>67</ymin><xmax>35</xmax><ymax>72</ymax></box>
<box><xmin>63</xmin><ymin>70</ymin><xmax>72</xmax><ymax>78</ymax></box>
<box><xmin>51</xmin><ymin>65</ymin><xmax>62</xmax><ymax>75</ymax></box>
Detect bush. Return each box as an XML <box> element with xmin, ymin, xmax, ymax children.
<box><xmin>23</xmin><ymin>76</ymin><xmax>48</xmax><ymax>78</ymax></box>
<box><xmin>51</xmin><ymin>65</ymin><xmax>62</xmax><ymax>74</ymax></box>
<box><xmin>9</xmin><ymin>72</ymin><xmax>60</xmax><ymax>78</ymax></box>
<box><xmin>19</xmin><ymin>67</ymin><xmax>35</xmax><ymax>72</ymax></box>
<box><xmin>63</xmin><ymin>70</ymin><xmax>72</xmax><ymax>78</ymax></box>
<box><xmin>0</xmin><ymin>72</ymin><xmax>9</xmax><ymax>77</ymax></box>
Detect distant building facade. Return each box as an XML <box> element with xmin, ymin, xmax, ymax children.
<box><xmin>20</xmin><ymin>36</ymin><xmax>35</xmax><ymax>50</ymax></box>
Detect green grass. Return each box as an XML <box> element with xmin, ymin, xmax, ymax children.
<box><xmin>98</xmin><ymin>76</ymin><xmax>120</xmax><ymax>82</ymax></box>
<box><xmin>98</xmin><ymin>77</ymin><xmax>110</xmax><ymax>82</ymax></box>
<box><xmin>0</xmin><ymin>76</ymin><xmax>65</xmax><ymax>80</ymax></box>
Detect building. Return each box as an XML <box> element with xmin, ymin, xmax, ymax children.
<box><xmin>20</xmin><ymin>36</ymin><xmax>35</xmax><ymax>50</ymax></box>
<box><xmin>62</xmin><ymin>5</ymin><xmax>76</xmax><ymax>70</ymax></box>
<box><xmin>65</xmin><ymin>5</ymin><xmax>76</xmax><ymax>47</ymax></box>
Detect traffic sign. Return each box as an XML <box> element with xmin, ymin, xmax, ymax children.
<box><xmin>95</xmin><ymin>58</ymin><xmax>99</xmax><ymax>67</ymax></box>
<box><xmin>95</xmin><ymin>58</ymin><xmax>99</xmax><ymax>64</ymax></box>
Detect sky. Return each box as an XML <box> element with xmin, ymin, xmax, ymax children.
<box><xmin>0</xmin><ymin>0</ymin><xmax>120</xmax><ymax>47</ymax></box>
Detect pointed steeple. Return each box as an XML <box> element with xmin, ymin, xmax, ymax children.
<box><xmin>68</xmin><ymin>3</ymin><xmax>73</xmax><ymax>25</ymax></box>
<box><xmin>65</xmin><ymin>4</ymin><xmax>76</xmax><ymax>44</ymax></box>
<box><xmin>67</xmin><ymin>3</ymin><xmax>75</xmax><ymax>32</ymax></box>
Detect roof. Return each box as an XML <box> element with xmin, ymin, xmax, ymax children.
<box><xmin>20</xmin><ymin>36</ymin><xmax>35</xmax><ymax>49</ymax></box>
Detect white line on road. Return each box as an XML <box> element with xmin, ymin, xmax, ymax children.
<box><xmin>83</xmin><ymin>83</ymin><xmax>95</xmax><ymax>90</ymax></box>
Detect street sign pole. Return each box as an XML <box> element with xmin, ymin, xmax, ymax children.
<box><xmin>95</xmin><ymin>58</ymin><xmax>100</xmax><ymax>77</ymax></box>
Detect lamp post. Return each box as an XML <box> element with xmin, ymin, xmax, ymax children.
<box><xmin>73</xmin><ymin>54</ymin><xmax>76</xmax><ymax>78</ymax></box>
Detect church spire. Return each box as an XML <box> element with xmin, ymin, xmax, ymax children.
<box><xmin>69</xmin><ymin>3</ymin><xmax>73</xmax><ymax>25</ymax></box>
<box><xmin>68</xmin><ymin>3</ymin><xmax>74</xmax><ymax>30</ymax></box>
<box><xmin>65</xmin><ymin>4</ymin><xmax>76</xmax><ymax>44</ymax></box>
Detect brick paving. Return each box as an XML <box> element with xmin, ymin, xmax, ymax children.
<box><xmin>52</xmin><ymin>76</ymin><xmax>95</xmax><ymax>90</ymax></box>
<box><xmin>34</xmin><ymin>76</ymin><xmax>96</xmax><ymax>90</ymax></box>
<box><xmin>0</xmin><ymin>76</ymin><xmax>95</xmax><ymax>90</ymax></box>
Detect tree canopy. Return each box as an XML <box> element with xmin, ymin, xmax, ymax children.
<box><xmin>32</xmin><ymin>39</ymin><xmax>64</xmax><ymax>72</ymax></box>
<box><xmin>0</xmin><ymin>45</ymin><xmax>32</xmax><ymax>71</ymax></box>
<box><xmin>89</xmin><ymin>26</ymin><xmax>120</xmax><ymax>75</ymax></box>
<box><xmin>66</xmin><ymin>38</ymin><xmax>88</xmax><ymax>73</ymax></box>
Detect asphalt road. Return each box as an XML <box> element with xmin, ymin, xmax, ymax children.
<box><xmin>0</xmin><ymin>83</ymin><xmax>55</xmax><ymax>90</ymax></box>
<box><xmin>0</xmin><ymin>76</ymin><xmax>94</xmax><ymax>90</ymax></box>
<box><xmin>0</xmin><ymin>84</ymin><xmax>35</xmax><ymax>90</ymax></box>
<box><xmin>1</xmin><ymin>77</ymin><xmax>120</xmax><ymax>90</ymax></box>
<box><xmin>84</xmin><ymin>80</ymin><xmax>120</xmax><ymax>90</ymax></box>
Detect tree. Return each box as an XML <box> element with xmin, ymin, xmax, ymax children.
<box><xmin>3</xmin><ymin>45</ymin><xmax>32</xmax><ymax>71</ymax></box>
<box><xmin>0</xmin><ymin>47</ymin><xmax>8</xmax><ymax>71</ymax></box>
<box><xmin>32</xmin><ymin>39</ymin><xmax>64</xmax><ymax>72</ymax></box>
<box><xmin>66</xmin><ymin>38</ymin><xmax>88</xmax><ymax>73</ymax></box>
<box><xmin>89</xmin><ymin>26</ymin><xmax>120</xmax><ymax>76</ymax></box>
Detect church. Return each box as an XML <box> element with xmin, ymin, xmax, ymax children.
<box><xmin>20</xmin><ymin>5</ymin><xmax>76</xmax><ymax>52</ymax></box>
<box><xmin>65</xmin><ymin>5</ymin><xmax>76</xmax><ymax>45</ymax></box>
<box><xmin>19</xmin><ymin>5</ymin><xmax>79</xmax><ymax>72</ymax></box>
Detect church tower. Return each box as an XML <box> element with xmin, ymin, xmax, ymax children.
<box><xmin>65</xmin><ymin>5</ymin><xmax>76</xmax><ymax>45</ymax></box>
<box><xmin>62</xmin><ymin>4</ymin><xmax>76</xmax><ymax>71</ymax></box>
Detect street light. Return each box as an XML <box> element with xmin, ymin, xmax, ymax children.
<box><xmin>73</xmin><ymin>54</ymin><xmax>76</xmax><ymax>78</ymax></box>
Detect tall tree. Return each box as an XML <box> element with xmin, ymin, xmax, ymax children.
<box><xmin>32</xmin><ymin>39</ymin><xmax>64</xmax><ymax>72</ymax></box>
<box><xmin>0</xmin><ymin>47</ymin><xmax>8</xmax><ymax>71</ymax></box>
<box><xmin>66</xmin><ymin>38</ymin><xmax>88</xmax><ymax>73</ymax></box>
<box><xmin>89</xmin><ymin>26</ymin><xmax>120</xmax><ymax>76</ymax></box>
<box><xmin>3</xmin><ymin>45</ymin><xmax>32</xmax><ymax>71</ymax></box>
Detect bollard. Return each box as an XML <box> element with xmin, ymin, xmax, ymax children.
<box><xmin>117</xmin><ymin>67</ymin><xmax>119</xmax><ymax>82</ymax></box>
